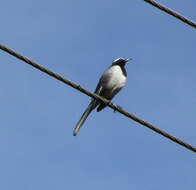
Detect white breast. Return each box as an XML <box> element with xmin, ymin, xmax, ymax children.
<box><xmin>103</xmin><ymin>65</ymin><xmax>126</xmax><ymax>91</ymax></box>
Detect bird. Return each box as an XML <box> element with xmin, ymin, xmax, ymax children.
<box><xmin>73</xmin><ymin>57</ymin><xmax>131</xmax><ymax>136</ymax></box>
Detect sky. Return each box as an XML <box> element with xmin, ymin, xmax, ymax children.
<box><xmin>0</xmin><ymin>0</ymin><xmax>195</xmax><ymax>189</ymax></box>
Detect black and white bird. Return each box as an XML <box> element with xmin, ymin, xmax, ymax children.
<box><xmin>73</xmin><ymin>57</ymin><xmax>131</xmax><ymax>136</ymax></box>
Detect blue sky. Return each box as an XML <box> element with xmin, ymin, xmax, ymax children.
<box><xmin>0</xmin><ymin>0</ymin><xmax>195</xmax><ymax>189</ymax></box>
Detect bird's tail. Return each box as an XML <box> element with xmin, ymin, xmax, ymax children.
<box><xmin>73</xmin><ymin>100</ymin><xmax>97</xmax><ymax>136</ymax></box>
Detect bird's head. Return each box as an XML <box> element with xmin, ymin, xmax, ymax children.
<box><xmin>112</xmin><ymin>57</ymin><xmax>131</xmax><ymax>67</ymax></box>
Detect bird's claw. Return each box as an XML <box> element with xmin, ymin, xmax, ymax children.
<box><xmin>113</xmin><ymin>105</ymin><xmax>122</xmax><ymax>113</ymax></box>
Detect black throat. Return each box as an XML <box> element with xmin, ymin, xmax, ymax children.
<box><xmin>121</xmin><ymin>65</ymin><xmax>127</xmax><ymax>77</ymax></box>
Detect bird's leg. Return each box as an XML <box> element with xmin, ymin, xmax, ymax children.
<box><xmin>105</xmin><ymin>100</ymin><xmax>122</xmax><ymax>113</ymax></box>
<box><xmin>113</xmin><ymin>105</ymin><xmax>122</xmax><ymax>113</ymax></box>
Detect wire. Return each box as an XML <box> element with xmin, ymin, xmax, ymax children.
<box><xmin>144</xmin><ymin>0</ymin><xmax>196</xmax><ymax>28</ymax></box>
<box><xmin>0</xmin><ymin>44</ymin><xmax>195</xmax><ymax>153</ymax></box>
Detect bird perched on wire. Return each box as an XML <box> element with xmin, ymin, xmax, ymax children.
<box><xmin>73</xmin><ymin>57</ymin><xmax>131</xmax><ymax>136</ymax></box>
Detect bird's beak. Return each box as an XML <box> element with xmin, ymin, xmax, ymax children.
<box><xmin>125</xmin><ymin>58</ymin><xmax>132</xmax><ymax>63</ymax></box>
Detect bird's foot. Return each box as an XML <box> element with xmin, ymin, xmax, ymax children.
<box><xmin>113</xmin><ymin>105</ymin><xmax>122</xmax><ymax>113</ymax></box>
<box><xmin>106</xmin><ymin>100</ymin><xmax>112</xmax><ymax>106</ymax></box>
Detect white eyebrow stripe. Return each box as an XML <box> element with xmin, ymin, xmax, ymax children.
<box><xmin>113</xmin><ymin>57</ymin><xmax>123</xmax><ymax>62</ymax></box>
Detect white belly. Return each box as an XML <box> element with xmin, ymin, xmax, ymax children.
<box><xmin>105</xmin><ymin>65</ymin><xmax>126</xmax><ymax>88</ymax></box>
<box><xmin>100</xmin><ymin>65</ymin><xmax>126</xmax><ymax>99</ymax></box>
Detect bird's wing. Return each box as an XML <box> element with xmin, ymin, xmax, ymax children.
<box><xmin>94</xmin><ymin>67</ymin><xmax>111</xmax><ymax>94</ymax></box>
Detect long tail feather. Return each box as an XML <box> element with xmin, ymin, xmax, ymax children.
<box><xmin>73</xmin><ymin>100</ymin><xmax>97</xmax><ymax>136</ymax></box>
